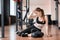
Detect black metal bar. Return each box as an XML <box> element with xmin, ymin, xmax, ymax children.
<box><xmin>28</xmin><ymin>0</ymin><xmax>30</xmax><ymax>10</ymax></box>
<box><xmin>54</xmin><ymin>0</ymin><xmax>58</xmax><ymax>1</ymax></box>
<box><xmin>56</xmin><ymin>1</ymin><xmax>58</xmax><ymax>22</ymax></box>
<box><xmin>20</xmin><ymin>0</ymin><xmax>23</xmax><ymax>29</ymax></box>
<box><xmin>1</xmin><ymin>0</ymin><xmax>4</xmax><ymax>38</ymax></box>
<box><xmin>23</xmin><ymin>8</ymin><xmax>29</xmax><ymax>21</ymax></box>
<box><xmin>25</xmin><ymin>0</ymin><xmax>28</xmax><ymax>26</ymax></box>
<box><xmin>16</xmin><ymin>2</ymin><xmax>18</xmax><ymax>31</ymax></box>
<box><xmin>23</xmin><ymin>0</ymin><xmax>30</xmax><ymax>21</ymax></box>
<box><xmin>16</xmin><ymin>0</ymin><xmax>23</xmax><ymax>31</ymax></box>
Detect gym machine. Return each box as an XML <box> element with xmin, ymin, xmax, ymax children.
<box><xmin>23</xmin><ymin>0</ymin><xmax>30</xmax><ymax>21</ymax></box>
<box><xmin>54</xmin><ymin>0</ymin><xmax>60</xmax><ymax>29</ymax></box>
<box><xmin>23</xmin><ymin>0</ymin><xmax>31</xmax><ymax>28</ymax></box>
<box><xmin>16</xmin><ymin>0</ymin><xmax>23</xmax><ymax>32</ymax></box>
<box><xmin>16</xmin><ymin>0</ymin><xmax>30</xmax><ymax>32</ymax></box>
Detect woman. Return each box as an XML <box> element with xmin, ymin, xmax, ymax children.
<box><xmin>19</xmin><ymin>7</ymin><xmax>49</xmax><ymax>37</ymax></box>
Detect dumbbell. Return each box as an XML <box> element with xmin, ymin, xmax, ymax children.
<box><xmin>21</xmin><ymin>33</ymin><xmax>28</xmax><ymax>37</ymax></box>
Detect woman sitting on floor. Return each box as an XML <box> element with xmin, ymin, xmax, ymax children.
<box><xmin>18</xmin><ymin>7</ymin><xmax>50</xmax><ymax>37</ymax></box>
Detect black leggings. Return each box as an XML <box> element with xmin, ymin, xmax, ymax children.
<box><xmin>20</xmin><ymin>25</ymin><xmax>41</xmax><ymax>34</ymax></box>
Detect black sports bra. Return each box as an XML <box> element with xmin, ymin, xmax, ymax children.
<box><xmin>36</xmin><ymin>17</ymin><xmax>46</xmax><ymax>24</ymax></box>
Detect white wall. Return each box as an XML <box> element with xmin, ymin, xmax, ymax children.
<box><xmin>0</xmin><ymin>0</ymin><xmax>1</xmax><ymax>14</ymax></box>
<box><xmin>58</xmin><ymin>0</ymin><xmax>60</xmax><ymax>26</ymax></box>
<box><xmin>51</xmin><ymin>0</ymin><xmax>56</xmax><ymax>20</ymax></box>
<box><xmin>51</xmin><ymin>0</ymin><xmax>60</xmax><ymax>26</ymax></box>
<box><xmin>28</xmin><ymin>0</ymin><xmax>52</xmax><ymax>18</ymax></box>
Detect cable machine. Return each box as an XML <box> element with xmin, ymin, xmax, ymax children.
<box><xmin>16</xmin><ymin>0</ymin><xmax>23</xmax><ymax>31</ymax></box>
<box><xmin>15</xmin><ymin>0</ymin><xmax>31</xmax><ymax>35</ymax></box>
<box><xmin>16</xmin><ymin>0</ymin><xmax>30</xmax><ymax>32</ymax></box>
<box><xmin>24</xmin><ymin>0</ymin><xmax>30</xmax><ymax>27</ymax></box>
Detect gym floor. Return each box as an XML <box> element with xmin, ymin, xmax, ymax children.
<box><xmin>0</xmin><ymin>24</ymin><xmax>60</xmax><ymax>40</ymax></box>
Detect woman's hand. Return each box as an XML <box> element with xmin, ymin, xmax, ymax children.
<box><xmin>28</xmin><ymin>11</ymin><xmax>37</xmax><ymax>19</ymax></box>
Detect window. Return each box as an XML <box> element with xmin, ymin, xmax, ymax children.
<box><xmin>10</xmin><ymin>0</ymin><xmax>16</xmax><ymax>16</ymax></box>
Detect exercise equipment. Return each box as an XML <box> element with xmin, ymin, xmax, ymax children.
<box><xmin>31</xmin><ymin>31</ymin><xmax>44</xmax><ymax>38</ymax></box>
<box><xmin>52</xmin><ymin>20</ymin><xmax>58</xmax><ymax>25</ymax></box>
<box><xmin>23</xmin><ymin>8</ymin><xmax>29</xmax><ymax>21</ymax></box>
<box><xmin>47</xmin><ymin>15</ymin><xmax>52</xmax><ymax>25</ymax></box>
<box><xmin>24</xmin><ymin>0</ymin><xmax>30</xmax><ymax>27</ymax></box>
<box><xmin>23</xmin><ymin>0</ymin><xmax>30</xmax><ymax>21</ymax></box>
<box><xmin>16</xmin><ymin>0</ymin><xmax>23</xmax><ymax>31</ymax></box>
<box><xmin>16</xmin><ymin>0</ymin><xmax>30</xmax><ymax>33</ymax></box>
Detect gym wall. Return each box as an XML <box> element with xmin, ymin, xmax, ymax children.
<box><xmin>28</xmin><ymin>0</ymin><xmax>60</xmax><ymax>24</ymax></box>
<box><xmin>51</xmin><ymin>0</ymin><xmax>60</xmax><ymax>26</ymax></box>
<box><xmin>28</xmin><ymin>0</ymin><xmax>51</xmax><ymax>22</ymax></box>
<box><xmin>51</xmin><ymin>0</ymin><xmax>56</xmax><ymax>20</ymax></box>
<box><xmin>22</xmin><ymin>0</ymin><xmax>59</xmax><ymax>24</ymax></box>
<box><xmin>29</xmin><ymin>0</ymin><xmax>51</xmax><ymax>15</ymax></box>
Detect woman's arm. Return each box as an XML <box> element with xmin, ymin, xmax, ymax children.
<box><xmin>45</xmin><ymin>16</ymin><xmax>48</xmax><ymax>25</ymax></box>
<box><xmin>28</xmin><ymin>11</ymin><xmax>37</xmax><ymax>19</ymax></box>
<box><xmin>45</xmin><ymin>16</ymin><xmax>49</xmax><ymax>36</ymax></box>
